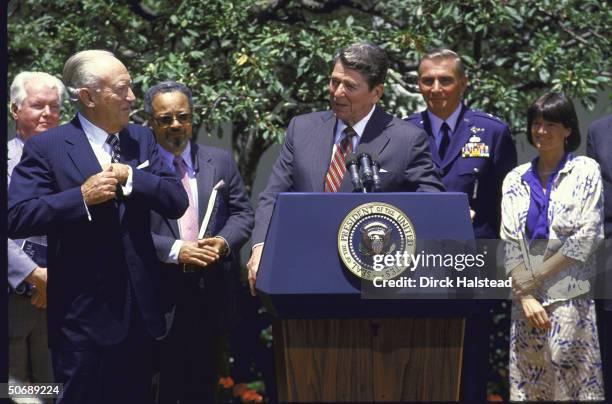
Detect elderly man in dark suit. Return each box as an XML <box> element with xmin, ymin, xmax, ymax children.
<box><xmin>587</xmin><ymin>113</ymin><xmax>612</xmax><ymax>401</ymax></box>
<box><xmin>7</xmin><ymin>50</ymin><xmax>188</xmax><ymax>404</ymax></box>
<box><xmin>147</xmin><ymin>81</ymin><xmax>254</xmax><ymax>403</ymax></box>
<box><xmin>7</xmin><ymin>71</ymin><xmax>65</xmax><ymax>392</ymax></box>
<box><xmin>247</xmin><ymin>42</ymin><xmax>444</xmax><ymax>293</ymax></box>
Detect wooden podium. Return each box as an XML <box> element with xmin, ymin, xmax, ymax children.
<box><xmin>257</xmin><ymin>193</ymin><xmax>483</xmax><ymax>402</ymax></box>
<box><xmin>274</xmin><ymin>317</ymin><xmax>464</xmax><ymax>402</ymax></box>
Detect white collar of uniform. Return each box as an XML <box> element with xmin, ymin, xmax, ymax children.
<box><xmin>78</xmin><ymin>112</ymin><xmax>117</xmax><ymax>145</ymax></box>
<box><xmin>427</xmin><ymin>102</ymin><xmax>463</xmax><ymax>137</ymax></box>
<box><xmin>336</xmin><ymin>104</ymin><xmax>376</xmax><ymax>141</ymax></box>
<box><xmin>157</xmin><ymin>141</ymin><xmax>193</xmax><ymax>173</ymax></box>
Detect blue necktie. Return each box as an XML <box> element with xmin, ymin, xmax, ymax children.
<box><xmin>438</xmin><ymin>122</ymin><xmax>450</xmax><ymax>160</ymax></box>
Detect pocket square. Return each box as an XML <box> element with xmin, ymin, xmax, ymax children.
<box><xmin>137</xmin><ymin>160</ymin><xmax>150</xmax><ymax>169</ymax></box>
<box><xmin>379</xmin><ymin>168</ymin><xmax>388</xmax><ymax>173</ymax></box>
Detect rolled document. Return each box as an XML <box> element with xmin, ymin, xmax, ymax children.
<box><xmin>198</xmin><ymin>180</ymin><xmax>225</xmax><ymax>239</ymax></box>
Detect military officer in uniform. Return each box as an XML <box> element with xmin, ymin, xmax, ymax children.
<box><xmin>405</xmin><ymin>48</ymin><xmax>517</xmax><ymax>401</ymax></box>
<box><xmin>405</xmin><ymin>48</ymin><xmax>516</xmax><ymax>239</ymax></box>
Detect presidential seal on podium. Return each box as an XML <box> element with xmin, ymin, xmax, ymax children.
<box><xmin>337</xmin><ymin>202</ymin><xmax>416</xmax><ymax>280</ymax></box>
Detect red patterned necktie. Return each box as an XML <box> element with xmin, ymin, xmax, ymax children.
<box><xmin>324</xmin><ymin>126</ymin><xmax>356</xmax><ymax>192</ymax></box>
<box><xmin>173</xmin><ymin>156</ymin><xmax>199</xmax><ymax>241</ymax></box>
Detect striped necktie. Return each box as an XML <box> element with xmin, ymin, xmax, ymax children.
<box><xmin>324</xmin><ymin>126</ymin><xmax>356</xmax><ymax>192</ymax></box>
<box><xmin>105</xmin><ymin>134</ymin><xmax>121</xmax><ymax>163</ymax></box>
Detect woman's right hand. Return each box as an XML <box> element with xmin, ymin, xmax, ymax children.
<box><xmin>521</xmin><ymin>296</ymin><xmax>551</xmax><ymax>330</ymax></box>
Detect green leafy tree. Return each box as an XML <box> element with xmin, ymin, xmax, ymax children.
<box><xmin>9</xmin><ymin>0</ymin><xmax>610</xmax><ymax>192</ymax></box>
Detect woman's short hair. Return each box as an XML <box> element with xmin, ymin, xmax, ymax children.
<box><xmin>527</xmin><ymin>92</ymin><xmax>581</xmax><ymax>152</ymax></box>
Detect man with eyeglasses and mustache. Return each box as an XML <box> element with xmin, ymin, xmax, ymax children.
<box><xmin>7</xmin><ymin>71</ymin><xmax>66</xmax><ymax>399</ymax></box>
<box><xmin>7</xmin><ymin>50</ymin><xmax>188</xmax><ymax>404</ymax></box>
<box><xmin>146</xmin><ymin>81</ymin><xmax>253</xmax><ymax>403</ymax></box>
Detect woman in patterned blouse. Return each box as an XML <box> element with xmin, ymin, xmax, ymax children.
<box><xmin>500</xmin><ymin>92</ymin><xmax>605</xmax><ymax>401</ymax></box>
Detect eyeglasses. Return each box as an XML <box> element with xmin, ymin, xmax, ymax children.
<box><xmin>154</xmin><ymin>113</ymin><xmax>191</xmax><ymax>126</ymax></box>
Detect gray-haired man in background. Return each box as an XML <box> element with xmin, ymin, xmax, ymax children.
<box><xmin>8</xmin><ymin>71</ymin><xmax>66</xmax><ymax>396</ymax></box>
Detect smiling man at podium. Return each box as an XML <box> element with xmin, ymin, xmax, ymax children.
<box><xmin>247</xmin><ymin>42</ymin><xmax>444</xmax><ymax>293</ymax></box>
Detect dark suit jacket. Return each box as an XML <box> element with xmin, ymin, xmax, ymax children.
<box><xmin>7</xmin><ymin>138</ymin><xmax>43</xmax><ymax>290</ymax></box>
<box><xmin>587</xmin><ymin>114</ymin><xmax>612</xmax><ymax>311</ymax></box>
<box><xmin>150</xmin><ymin>143</ymin><xmax>254</xmax><ymax>330</ymax></box>
<box><xmin>587</xmin><ymin>114</ymin><xmax>612</xmax><ymax>239</ymax></box>
<box><xmin>7</xmin><ymin>116</ymin><xmax>188</xmax><ymax>350</ymax></box>
<box><xmin>406</xmin><ymin>104</ymin><xmax>517</xmax><ymax>238</ymax></box>
<box><xmin>252</xmin><ymin>106</ymin><xmax>444</xmax><ymax>244</ymax></box>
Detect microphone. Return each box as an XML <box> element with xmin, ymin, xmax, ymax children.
<box><xmin>355</xmin><ymin>145</ymin><xmax>374</xmax><ymax>191</ymax></box>
<box><xmin>344</xmin><ymin>153</ymin><xmax>363</xmax><ymax>192</ymax></box>
<box><xmin>371</xmin><ymin>160</ymin><xmax>382</xmax><ymax>192</ymax></box>
<box><xmin>363</xmin><ymin>149</ymin><xmax>381</xmax><ymax>192</ymax></box>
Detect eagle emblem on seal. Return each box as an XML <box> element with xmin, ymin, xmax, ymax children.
<box><xmin>359</xmin><ymin>221</ymin><xmax>395</xmax><ymax>256</ymax></box>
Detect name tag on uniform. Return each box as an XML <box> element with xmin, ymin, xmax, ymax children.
<box><xmin>462</xmin><ymin>133</ymin><xmax>490</xmax><ymax>158</ymax></box>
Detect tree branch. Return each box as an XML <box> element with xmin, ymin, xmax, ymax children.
<box><xmin>516</xmin><ymin>81</ymin><xmax>548</xmax><ymax>92</ymax></box>
<box><xmin>248</xmin><ymin>0</ymin><xmax>405</xmax><ymax>28</ymax></box>
<box><xmin>248</xmin><ymin>0</ymin><xmax>291</xmax><ymax>22</ymax></box>
<box><xmin>127</xmin><ymin>1</ymin><xmax>158</xmax><ymax>21</ymax></box>
<box><xmin>473</xmin><ymin>31</ymin><xmax>483</xmax><ymax>65</ymax></box>
<box><xmin>540</xmin><ymin>8</ymin><xmax>596</xmax><ymax>47</ymax></box>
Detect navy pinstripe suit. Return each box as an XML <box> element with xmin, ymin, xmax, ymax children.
<box><xmin>7</xmin><ymin>116</ymin><xmax>188</xmax><ymax>403</ymax></box>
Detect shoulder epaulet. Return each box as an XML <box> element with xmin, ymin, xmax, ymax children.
<box><xmin>471</xmin><ymin>109</ymin><xmax>506</xmax><ymax>124</ymax></box>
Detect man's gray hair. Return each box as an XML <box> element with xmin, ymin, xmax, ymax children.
<box><xmin>62</xmin><ymin>49</ymin><xmax>115</xmax><ymax>103</ymax></box>
<box><xmin>143</xmin><ymin>81</ymin><xmax>193</xmax><ymax>116</ymax></box>
<box><xmin>419</xmin><ymin>48</ymin><xmax>466</xmax><ymax>77</ymax></box>
<box><xmin>10</xmin><ymin>71</ymin><xmax>66</xmax><ymax>108</ymax></box>
<box><xmin>332</xmin><ymin>42</ymin><xmax>389</xmax><ymax>89</ymax></box>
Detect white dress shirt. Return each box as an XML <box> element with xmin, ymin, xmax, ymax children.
<box><xmin>333</xmin><ymin>104</ymin><xmax>376</xmax><ymax>149</ymax></box>
<box><xmin>12</xmin><ymin>136</ymin><xmax>25</xmax><ymax>154</ymax></box>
